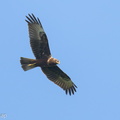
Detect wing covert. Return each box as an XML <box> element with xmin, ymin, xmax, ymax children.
<box><xmin>41</xmin><ymin>66</ymin><xmax>77</xmax><ymax>95</ymax></box>
<box><xmin>25</xmin><ymin>14</ymin><xmax>51</xmax><ymax>59</ymax></box>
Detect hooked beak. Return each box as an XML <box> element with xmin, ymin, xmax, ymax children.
<box><xmin>57</xmin><ymin>61</ymin><xmax>60</xmax><ymax>64</ymax></box>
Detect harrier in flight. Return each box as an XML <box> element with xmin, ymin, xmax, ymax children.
<box><xmin>20</xmin><ymin>14</ymin><xmax>77</xmax><ymax>95</ymax></box>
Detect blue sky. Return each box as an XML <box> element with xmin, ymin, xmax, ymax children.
<box><xmin>0</xmin><ymin>0</ymin><xmax>120</xmax><ymax>120</ymax></box>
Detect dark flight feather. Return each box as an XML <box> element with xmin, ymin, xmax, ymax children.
<box><xmin>25</xmin><ymin>14</ymin><xmax>51</xmax><ymax>59</ymax></box>
<box><xmin>41</xmin><ymin>66</ymin><xmax>77</xmax><ymax>95</ymax></box>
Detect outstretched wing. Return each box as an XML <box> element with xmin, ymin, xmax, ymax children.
<box><xmin>25</xmin><ymin>14</ymin><xmax>51</xmax><ymax>59</ymax></box>
<box><xmin>41</xmin><ymin>66</ymin><xmax>77</xmax><ymax>95</ymax></box>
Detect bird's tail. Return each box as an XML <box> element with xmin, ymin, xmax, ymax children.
<box><xmin>20</xmin><ymin>57</ymin><xmax>37</xmax><ymax>71</ymax></box>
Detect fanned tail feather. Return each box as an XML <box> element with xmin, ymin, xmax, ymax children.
<box><xmin>20</xmin><ymin>57</ymin><xmax>37</xmax><ymax>71</ymax></box>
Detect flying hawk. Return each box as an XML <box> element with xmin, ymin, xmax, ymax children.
<box><xmin>20</xmin><ymin>14</ymin><xmax>77</xmax><ymax>95</ymax></box>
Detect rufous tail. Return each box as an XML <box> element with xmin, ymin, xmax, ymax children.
<box><xmin>20</xmin><ymin>57</ymin><xmax>37</xmax><ymax>71</ymax></box>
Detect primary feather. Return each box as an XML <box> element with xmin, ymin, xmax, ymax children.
<box><xmin>26</xmin><ymin>14</ymin><xmax>51</xmax><ymax>59</ymax></box>
<box><xmin>41</xmin><ymin>66</ymin><xmax>77</xmax><ymax>95</ymax></box>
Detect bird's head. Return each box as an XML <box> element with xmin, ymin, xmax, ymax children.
<box><xmin>47</xmin><ymin>57</ymin><xmax>60</xmax><ymax>66</ymax></box>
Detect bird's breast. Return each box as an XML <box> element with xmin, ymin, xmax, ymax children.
<box><xmin>36</xmin><ymin>59</ymin><xmax>48</xmax><ymax>67</ymax></box>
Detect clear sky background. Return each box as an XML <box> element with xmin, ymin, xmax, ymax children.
<box><xmin>0</xmin><ymin>0</ymin><xmax>120</xmax><ymax>120</ymax></box>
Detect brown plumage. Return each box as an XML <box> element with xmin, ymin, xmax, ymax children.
<box><xmin>20</xmin><ymin>14</ymin><xmax>77</xmax><ymax>95</ymax></box>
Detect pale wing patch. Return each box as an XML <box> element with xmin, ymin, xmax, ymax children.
<box><xmin>29</xmin><ymin>24</ymin><xmax>44</xmax><ymax>40</ymax></box>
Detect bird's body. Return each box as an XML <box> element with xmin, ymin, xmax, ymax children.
<box><xmin>20</xmin><ymin>14</ymin><xmax>77</xmax><ymax>95</ymax></box>
<box><xmin>21</xmin><ymin>56</ymin><xmax>59</xmax><ymax>69</ymax></box>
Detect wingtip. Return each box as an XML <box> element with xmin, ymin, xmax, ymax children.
<box><xmin>65</xmin><ymin>85</ymin><xmax>77</xmax><ymax>96</ymax></box>
<box><xmin>25</xmin><ymin>13</ymin><xmax>42</xmax><ymax>25</ymax></box>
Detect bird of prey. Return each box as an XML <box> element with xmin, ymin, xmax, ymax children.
<box><xmin>20</xmin><ymin>14</ymin><xmax>77</xmax><ymax>95</ymax></box>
